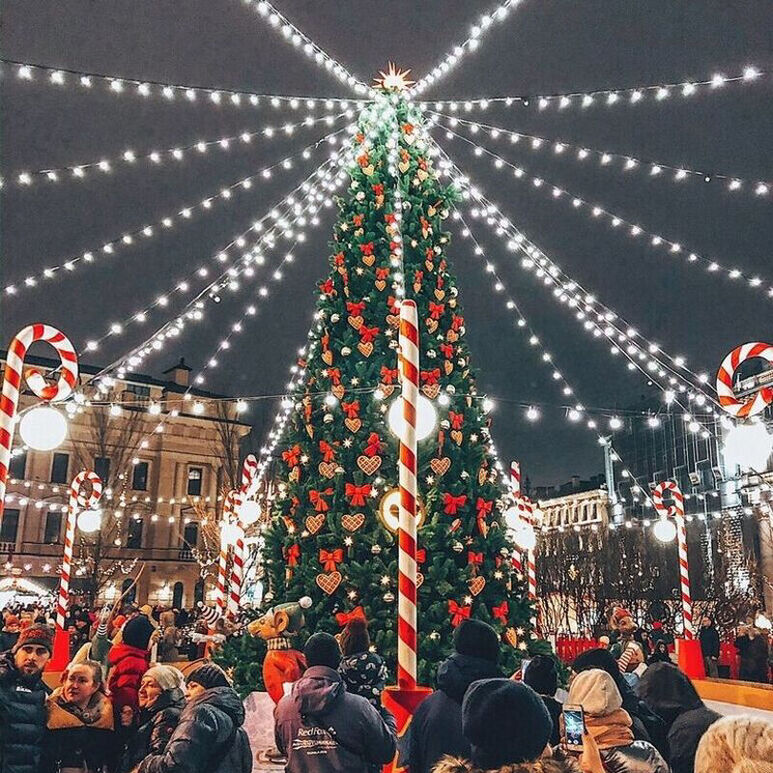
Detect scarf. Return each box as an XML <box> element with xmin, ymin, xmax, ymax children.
<box><xmin>266</xmin><ymin>636</ymin><xmax>293</xmax><ymax>651</ymax></box>
<box><xmin>582</xmin><ymin>708</ymin><xmax>635</xmax><ymax>750</ymax></box>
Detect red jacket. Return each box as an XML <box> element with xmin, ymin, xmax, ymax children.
<box><xmin>107</xmin><ymin>642</ymin><xmax>149</xmax><ymax>718</ymax></box>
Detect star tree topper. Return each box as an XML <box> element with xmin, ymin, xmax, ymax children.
<box><xmin>373</xmin><ymin>63</ymin><xmax>415</xmax><ymax>92</ymax></box>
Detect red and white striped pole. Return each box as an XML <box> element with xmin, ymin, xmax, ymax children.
<box><xmin>227</xmin><ymin>454</ymin><xmax>258</xmax><ymax>617</ymax></box>
<box><xmin>397</xmin><ymin>299</ymin><xmax>419</xmax><ymax>690</ymax></box>
<box><xmin>509</xmin><ymin>462</ymin><xmax>523</xmax><ymax>576</ymax></box>
<box><xmin>652</xmin><ymin>481</ymin><xmax>692</xmax><ymax>637</ymax></box>
<box><xmin>0</xmin><ymin>324</ymin><xmax>78</xmax><ymax>519</ymax></box>
<box><xmin>216</xmin><ymin>489</ymin><xmax>239</xmax><ymax>614</ymax></box>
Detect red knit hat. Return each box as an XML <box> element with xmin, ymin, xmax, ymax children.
<box><xmin>12</xmin><ymin>624</ymin><xmax>54</xmax><ymax>654</ymax></box>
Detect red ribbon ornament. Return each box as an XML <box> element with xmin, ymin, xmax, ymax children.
<box><xmin>443</xmin><ymin>493</ymin><xmax>467</xmax><ymax>515</ymax></box>
<box><xmin>364</xmin><ymin>433</ymin><xmax>382</xmax><ymax>457</ymax></box>
<box><xmin>327</xmin><ymin>368</ymin><xmax>341</xmax><ymax>385</ymax></box>
<box><xmin>468</xmin><ymin>551</ymin><xmax>484</xmax><ymax>567</ymax></box>
<box><xmin>320</xmin><ymin>279</ymin><xmax>335</xmax><ymax>295</ymax></box>
<box><xmin>421</xmin><ymin>368</ymin><xmax>441</xmax><ymax>386</ymax></box>
<box><xmin>451</xmin><ymin>315</ymin><xmax>465</xmax><ymax>331</ymax></box>
<box><xmin>449</xmin><ymin>411</ymin><xmax>464</xmax><ymax>430</ymax></box>
<box><xmin>353</xmin><ymin>214</ymin><xmax>364</xmax><ymax>227</ymax></box>
<box><xmin>359</xmin><ymin>242</ymin><xmax>375</xmax><ymax>256</ymax></box>
<box><xmin>309</xmin><ymin>489</ymin><xmax>333</xmax><ymax>512</ymax></box>
<box><xmin>380</xmin><ymin>366</ymin><xmax>398</xmax><ymax>384</ymax></box>
<box><xmin>415</xmin><ymin>548</ymin><xmax>427</xmax><ymax>564</ymax></box>
<box><xmin>335</xmin><ymin>606</ymin><xmax>366</xmax><ymax>626</ymax></box>
<box><xmin>428</xmin><ymin>302</ymin><xmax>445</xmax><ymax>320</ymax></box>
<box><xmin>345</xmin><ymin>483</ymin><xmax>372</xmax><ymax>507</ymax></box>
<box><xmin>449</xmin><ymin>600</ymin><xmax>472</xmax><ymax>628</ymax></box>
<box><xmin>346</xmin><ymin>301</ymin><xmax>366</xmax><ymax>316</ymax></box>
<box><xmin>319</xmin><ymin>548</ymin><xmax>343</xmax><ymax>572</ymax></box>
<box><xmin>284</xmin><ymin>544</ymin><xmax>301</xmax><ymax>567</ymax></box>
<box><xmin>282</xmin><ymin>445</ymin><xmax>301</xmax><ymax>467</ymax></box>
<box><xmin>318</xmin><ymin>441</ymin><xmax>336</xmax><ymax>462</ymax></box>
<box><xmin>333</xmin><ymin>251</ymin><xmax>345</xmax><ymax>266</ymax></box>
<box><xmin>342</xmin><ymin>400</ymin><xmax>360</xmax><ymax>419</ymax></box>
<box><xmin>359</xmin><ymin>325</ymin><xmax>379</xmax><ymax>343</ymax></box>
<box><xmin>492</xmin><ymin>601</ymin><xmax>509</xmax><ymax>624</ymax></box>
<box><xmin>440</xmin><ymin>343</ymin><xmax>454</xmax><ymax>359</ymax></box>
<box><xmin>375</xmin><ymin>267</ymin><xmax>390</xmax><ymax>280</ymax></box>
<box><xmin>476</xmin><ymin>498</ymin><xmax>494</xmax><ymax>534</ymax></box>
<box><xmin>372</xmin><ymin>184</ymin><xmax>384</xmax><ymax>196</ymax></box>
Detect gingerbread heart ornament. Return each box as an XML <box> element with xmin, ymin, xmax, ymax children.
<box><xmin>321</xmin><ymin>350</ymin><xmax>333</xmax><ymax>366</ymax></box>
<box><xmin>416</xmin><ymin>572</ymin><xmax>425</xmax><ymax>589</ymax></box>
<box><xmin>318</xmin><ymin>462</ymin><xmax>336</xmax><ymax>479</ymax></box>
<box><xmin>468</xmin><ymin>576</ymin><xmax>486</xmax><ymax>596</ymax></box>
<box><xmin>422</xmin><ymin>383</ymin><xmax>440</xmax><ymax>400</ymax></box>
<box><xmin>331</xmin><ymin>384</ymin><xmax>345</xmax><ymax>400</ymax></box>
<box><xmin>362</xmin><ymin>254</ymin><xmax>376</xmax><ymax>267</ymax></box>
<box><xmin>430</xmin><ymin>457</ymin><xmax>451</xmax><ymax>476</ymax></box>
<box><xmin>348</xmin><ymin>315</ymin><xmax>363</xmax><ymax>330</ymax></box>
<box><xmin>305</xmin><ymin>514</ymin><xmax>325</xmax><ymax>534</ymax></box>
<box><xmin>451</xmin><ymin>429</ymin><xmax>464</xmax><ymax>445</ymax></box>
<box><xmin>316</xmin><ymin>572</ymin><xmax>342</xmax><ymax>595</ymax></box>
<box><xmin>357</xmin><ymin>455</ymin><xmax>382</xmax><ymax>475</ymax></box>
<box><xmin>341</xmin><ymin>513</ymin><xmax>366</xmax><ymax>532</ymax></box>
<box><xmin>345</xmin><ymin>417</ymin><xmax>363</xmax><ymax>433</ymax></box>
<box><xmin>375</xmin><ymin>279</ymin><xmax>387</xmax><ymax>291</ymax></box>
<box><xmin>357</xmin><ymin>341</ymin><xmax>374</xmax><ymax>358</ymax></box>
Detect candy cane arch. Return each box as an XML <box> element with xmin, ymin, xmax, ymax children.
<box><xmin>227</xmin><ymin>454</ymin><xmax>258</xmax><ymax>617</ymax></box>
<box><xmin>56</xmin><ymin>470</ymin><xmax>103</xmax><ymax>630</ymax></box>
<box><xmin>1</xmin><ymin>324</ymin><xmax>78</xmax><ymax>519</ymax></box>
<box><xmin>652</xmin><ymin>480</ymin><xmax>693</xmax><ymax>637</ymax></box>
<box><xmin>716</xmin><ymin>342</ymin><xmax>773</xmax><ymax>418</ymax></box>
<box><xmin>397</xmin><ymin>300</ymin><xmax>419</xmax><ymax>689</ymax></box>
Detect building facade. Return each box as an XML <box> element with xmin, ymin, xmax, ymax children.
<box><xmin>2</xmin><ymin>353</ymin><xmax>251</xmax><ymax>609</ymax></box>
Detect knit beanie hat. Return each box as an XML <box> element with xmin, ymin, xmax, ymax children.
<box><xmin>339</xmin><ymin>618</ymin><xmax>370</xmax><ymax>656</ymax></box>
<box><xmin>695</xmin><ymin>715</ymin><xmax>773</xmax><ymax>773</ymax></box>
<box><xmin>462</xmin><ymin>679</ymin><xmax>552</xmax><ymax>767</ymax></box>
<box><xmin>453</xmin><ymin>618</ymin><xmax>500</xmax><ymax>663</ymax></box>
<box><xmin>144</xmin><ymin>665</ymin><xmax>185</xmax><ymax>692</ymax></box>
<box><xmin>567</xmin><ymin>668</ymin><xmax>623</xmax><ymax>716</ymax></box>
<box><xmin>12</xmin><ymin>624</ymin><xmax>54</xmax><ymax>654</ymax></box>
<box><xmin>122</xmin><ymin>614</ymin><xmax>155</xmax><ymax>650</ymax></box>
<box><xmin>523</xmin><ymin>654</ymin><xmax>558</xmax><ymax>697</ymax></box>
<box><xmin>187</xmin><ymin>663</ymin><xmax>231</xmax><ymax>690</ymax></box>
<box><xmin>304</xmin><ymin>632</ymin><xmax>342</xmax><ymax>669</ymax></box>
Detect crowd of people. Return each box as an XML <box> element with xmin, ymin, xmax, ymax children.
<box><xmin>1</xmin><ymin>601</ymin><xmax>772</xmax><ymax>773</ymax></box>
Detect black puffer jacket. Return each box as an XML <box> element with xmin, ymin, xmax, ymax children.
<box><xmin>637</xmin><ymin>662</ymin><xmax>721</xmax><ymax>773</ymax></box>
<box><xmin>139</xmin><ymin>687</ymin><xmax>251</xmax><ymax>773</ymax></box>
<box><xmin>402</xmin><ymin>653</ymin><xmax>503</xmax><ymax>773</ymax></box>
<box><xmin>121</xmin><ymin>688</ymin><xmax>185</xmax><ymax>773</ymax></box>
<box><xmin>0</xmin><ymin>651</ymin><xmax>50</xmax><ymax>773</ymax></box>
<box><xmin>599</xmin><ymin>740</ymin><xmax>669</xmax><ymax>773</ymax></box>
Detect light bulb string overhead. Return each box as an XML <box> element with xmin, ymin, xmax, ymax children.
<box><xmin>4</xmin><ymin>123</ymin><xmax>349</xmax><ymax>300</ymax></box>
<box><xmin>2</xmin><ymin>109</ymin><xmax>353</xmax><ymax>191</ymax></box>
<box><xmin>420</xmin><ymin>64</ymin><xmax>764</xmax><ymax>110</ymax></box>
<box><xmin>2</xmin><ymin>57</ymin><xmax>368</xmax><ymax>107</ymax></box>
<box><xmin>427</xmin><ymin>110</ymin><xmax>771</xmax><ymax>199</ymax></box>
<box><xmin>435</xmin><ymin>121</ymin><xmax>771</xmax><ymax>298</ymax></box>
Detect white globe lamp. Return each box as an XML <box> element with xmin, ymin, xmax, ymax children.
<box><xmin>722</xmin><ymin>422</ymin><xmax>773</xmax><ymax>472</ymax></box>
<box><xmin>221</xmin><ymin>521</ymin><xmax>242</xmax><ymax>546</ymax></box>
<box><xmin>77</xmin><ymin>509</ymin><xmax>102</xmax><ymax>534</ymax></box>
<box><xmin>503</xmin><ymin>505</ymin><xmax>521</xmax><ymax>531</ymax></box>
<box><xmin>18</xmin><ymin>405</ymin><xmax>68</xmax><ymax>451</ymax></box>
<box><xmin>653</xmin><ymin>518</ymin><xmax>676</xmax><ymax>543</ymax></box>
<box><xmin>387</xmin><ymin>395</ymin><xmax>437</xmax><ymax>441</ymax></box>
<box><xmin>512</xmin><ymin>520</ymin><xmax>537</xmax><ymax>551</ymax></box>
<box><xmin>238</xmin><ymin>499</ymin><xmax>262</xmax><ymax>526</ymax></box>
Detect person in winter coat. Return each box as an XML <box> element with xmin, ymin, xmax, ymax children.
<box><xmin>522</xmin><ymin>654</ymin><xmax>563</xmax><ymax>747</ymax></box>
<box><xmin>120</xmin><ymin>665</ymin><xmax>186</xmax><ymax>773</ymax></box>
<box><xmin>41</xmin><ymin>660</ymin><xmax>115</xmax><ymax>773</ymax></box>
<box><xmin>637</xmin><ymin>662</ymin><xmax>720</xmax><ymax>773</ymax></box>
<box><xmin>108</xmin><ymin>614</ymin><xmax>154</xmax><ymax>724</ymax></box>
<box><xmin>138</xmin><ymin>663</ymin><xmax>251</xmax><ymax>773</ymax></box>
<box><xmin>566</xmin><ymin>668</ymin><xmax>668</xmax><ymax>773</ymax></box>
<box><xmin>735</xmin><ymin>624</ymin><xmax>770</xmax><ymax>683</ymax></box>
<box><xmin>337</xmin><ymin>616</ymin><xmax>388</xmax><ymax>710</ymax></box>
<box><xmin>432</xmin><ymin>679</ymin><xmax>590</xmax><ymax>773</ymax></box>
<box><xmin>0</xmin><ymin>616</ymin><xmax>21</xmax><ymax>653</ymax></box>
<box><xmin>698</xmin><ymin>616</ymin><xmax>721</xmax><ymax>677</ymax></box>
<box><xmin>694</xmin><ymin>714</ymin><xmax>773</xmax><ymax>773</ymax></box>
<box><xmin>275</xmin><ymin>632</ymin><xmax>396</xmax><ymax>773</ymax></box>
<box><xmin>572</xmin><ymin>647</ymin><xmax>668</xmax><ymax>758</ymax></box>
<box><xmin>404</xmin><ymin>619</ymin><xmax>503</xmax><ymax>773</ymax></box>
<box><xmin>157</xmin><ymin>612</ymin><xmax>180</xmax><ymax>664</ymax></box>
<box><xmin>0</xmin><ymin>625</ymin><xmax>53</xmax><ymax>773</ymax></box>
<box><xmin>647</xmin><ymin>641</ymin><xmax>672</xmax><ymax>665</ymax></box>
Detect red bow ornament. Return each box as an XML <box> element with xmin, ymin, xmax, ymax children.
<box><xmin>318</xmin><ymin>441</ymin><xmax>336</xmax><ymax>463</ymax></box>
<box><xmin>359</xmin><ymin>325</ymin><xmax>379</xmax><ymax>343</ymax></box>
<box><xmin>380</xmin><ymin>366</ymin><xmax>398</xmax><ymax>385</ymax></box>
<box><xmin>467</xmin><ymin>551</ymin><xmax>484</xmax><ymax>568</ymax></box>
<box><xmin>492</xmin><ymin>601</ymin><xmax>509</xmax><ymax>624</ymax></box>
<box><xmin>451</xmin><ymin>315</ymin><xmax>465</xmax><ymax>332</ymax></box>
<box><xmin>284</xmin><ymin>544</ymin><xmax>301</xmax><ymax>567</ymax></box>
<box><xmin>357</xmin><ymin>152</ymin><xmax>370</xmax><ymax>167</ymax></box>
<box><xmin>476</xmin><ymin>498</ymin><xmax>494</xmax><ymax>534</ymax></box>
<box><xmin>319</xmin><ymin>548</ymin><xmax>343</xmax><ymax>572</ymax></box>
<box><xmin>440</xmin><ymin>343</ymin><xmax>454</xmax><ymax>359</ymax></box>
<box><xmin>335</xmin><ymin>606</ymin><xmax>366</xmax><ymax>626</ymax></box>
<box><xmin>425</xmin><ymin>247</ymin><xmax>435</xmax><ymax>261</ymax></box>
<box><xmin>327</xmin><ymin>368</ymin><xmax>341</xmax><ymax>385</ymax></box>
<box><xmin>342</xmin><ymin>400</ymin><xmax>360</xmax><ymax>419</ymax></box>
<box><xmin>415</xmin><ymin>548</ymin><xmax>427</xmax><ymax>564</ymax></box>
<box><xmin>449</xmin><ymin>600</ymin><xmax>472</xmax><ymax>628</ymax></box>
<box><xmin>387</xmin><ymin>296</ymin><xmax>401</xmax><ymax>315</ymax></box>
<box><xmin>384</xmin><ymin>212</ymin><xmax>396</xmax><ymax>224</ymax></box>
<box><xmin>414</xmin><ymin>270</ymin><xmax>424</xmax><ymax>285</ymax></box>
<box><xmin>449</xmin><ymin>411</ymin><xmax>464</xmax><ymax>430</ymax></box>
<box><xmin>309</xmin><ymin>489</ymin><xmax>333</xmax><ymax>512</ymax></box>
<box><xmin>364</xmin><ymin>433</ymin><xmax>382</xmax><ymax>457</ymax></box>
<box><xmin>372</xmin><ymin>184</ymin><xmax>384</xmax><ymax>196</ymax></box>
<box><xmin>346</xmin><ymin>300</ymin><xmax>366</xmax><ymax>316</ymax></box>
<box><xmin>345</xmin><ymin>483</ymin><xmax>372</xmax><ymax>507</ymax></box>
<box><xmin>428</xmin><ymin>302</ymin><xmax>445</xmax><ymax>320</ymax></box>
<box><xmin>282</xmin><ymin>445</ymin><xmax>302</xmax><ymax>467</ymax></box>
<box><xmin>333</xmin><ymin>251</ymin><xmax>345</xmax><ymax>267</ymax></box>
<box><xmin>443</xmin><ymin>493</ymin><xmax>467</xmax><ymax>515</ymax></box>
<box><xmin>375</xmin><ymin>267</ymin><xmax>390</xmax><ymax>280</ymax></box>
<box><xmin>421</xmin><ymin>368</ymin><xmax>441</xmax><ymax>386</ymax></box>
<box><xmin>320</xmin><ymin>279</ymin><xmax>335</xmax><ymax>296</ymax></box>
<box><xmin>353</xmin><ymin>214</ymin><xmax>364</xmax><ymax>227</ymax></box>
<box><xmin>359</xmin><ymin>242</ymin><xmax>375</xmax><ymax>256</ymax></box>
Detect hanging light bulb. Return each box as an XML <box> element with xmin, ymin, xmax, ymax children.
<box><xmin>653</xmin><ymin>518</ymin><xmax>676</xmax><ymax>543</ymax></box>
<box><xmin>18</xmin><ymin>405</ymin><xmax>68</xmax><ymax>451</ymax></box>
<box><xmin>238</xmin><ymin>499</ymin><xmax>262</xmax><ymax>526</ymax></box>
<box><xmin>503</xmin><ymin>506</ymin><xmax>537</xmax><ymax>550</ymax></box>
<box><xmin>77</xmin><ymin>509</ymin><xmax>102</xmax><ymax>533</ymax></box>
<box><xmin>387</xmin><ymin>395</ymin><xmax>437</xmax><ymax>441</ymax></box>
<box><xmin>722</xmin><ymin>422</ymin><xmax>773</xmax><ymax>472</ymax></box>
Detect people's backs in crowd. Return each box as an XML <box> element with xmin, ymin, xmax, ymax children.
<box><xmin>567</xmin><ymin>668</ymin><xmax>668</xmax><ymax>773</ymax></box>
<box><xmin>637</xmin><ymin>661</ymin><xmax>721</xmax><ymax>773</ymax></box>
<box><xmin>0</xmin><ymin>624</ymin><xmax>53</xmax><ymax>773</ymax></box>
<box><xmin>694</xmin><ymin>714</ymin><xmax>773</xmax><ymax>773</ymax></box>
<box><xmin>572</xmin><ymin>647</ymin><xmax>668</xmax><ymax>757</ymax></box>
<box><xmin>120</xmin><ymin>665</ymin><xmax>186</xmax><ymax>773</ymax></box>
<box><xmin>42</xmin><ymin>660</ymin><xmax>114</xmax><ymax>773</ymax></box>
<box><xmin>337</xmin><ymin>616</ymin><xmax>388</xmax><ymax>710</ymax></box>
<box><xmin>108</xmin><ymin>614</ymin><xmax>154</xmax><ymax>724</ymax></box>
<box><xmin>648</xmin><ymin>641</ymin><xmax>672</xmax><ymax>664</ymax></box>
<box><xmin>157</xmin><ymin>611</ymin><xmax>180</xmax><ymax>663</ymax></box>
<box><xmin>275</xmin><ymin>632</ymin><xmax>396</xmax><ymax>773</ymax></box>
<box><xmin>0</xmin><ymin>615</ymin><xmax>21</xmax><ymax>653</ymax></box>
<box><xmin>138</xmin><ymin>663</ymin><xmax>251</xmax><ymax>773</ymax></box>
<box><xmin>404</xmin><ymin>619</ymin><xmax>503</xmax><ymax>773</ymax></box>
<box><xmin>433</xmin><ymin>678</ymin><xmax>579</xmax><ymax>773</ymax></box>
<box><xmin>735</xmin><ymin>625</ymin><xmax>770</xmax><ymax>684</ymax></box>
<box><xmin>522</xmin><ymin>654</ymin><xmax>562</xmax><ymax>747</ymax></box>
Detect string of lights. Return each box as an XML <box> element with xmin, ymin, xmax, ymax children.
<box><xmin>410</xmin><ymin>0</ymin><xmax>525</xmax><ymax>96</ymax></box>
<box><xmin>434</xmin><ymin>121</ymin><xmax>772</xmax><ymax>298</ymax></box>
<box><xmin>419</xmin><ymin>64</ymin><xmax>764</xmax><ymax>111</ymax></box>
<box><xmin>4</xmin><ymin>124</ymin><xmax>348</xmax><ymax>299</ymax></box>
<box><xmin>1</xmin><ymin>57</ymin><xmax>366</xmax><ymax>108</ymax></box>
<box><xmin>1</xmin><ymin>110</ymin><xmax>351</xmax><ymax>191</ymax></box>
<box><xmin>241</xmin><ymin>1</ymin><xmax>371</xmax><ymax>95</ymax></box>
<box><xmin>427</xmin><ymin>110</ymin><xmax>771</xmax><ymax>199</ymax></box>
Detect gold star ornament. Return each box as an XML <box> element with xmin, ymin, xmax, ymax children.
<box><xmin>373</xmin><ymin>63</ymin><xmax>415</xmax><ymax>92</ymax></box>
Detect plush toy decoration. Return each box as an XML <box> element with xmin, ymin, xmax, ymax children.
<box><xmin>248</xmin><ymin>596</ymin><xmax>312</xmax><ymax>704</ymax></box>
<box><xmin>608</xmin><ymin>606</ymin><xmax>639</xmax><ymax>664</ymax></box>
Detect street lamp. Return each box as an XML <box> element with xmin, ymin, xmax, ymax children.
<box><xmin>18</xmin><ymin>405</ymin><xmax>69</xmax><ymax>451</ymax></box>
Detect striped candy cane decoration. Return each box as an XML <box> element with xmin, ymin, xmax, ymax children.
<box><xmin>216</xmin><ymin>489</ymin><xmax>240</xmax><ymax>613</ymax></box>
<box><xmin>1</xmin><ymin>324</ymin><xmax>78</xmax><ymax>519</ymax></box>
<box><xmin>227</xmin><ymin>455</ymin><xmax>258</xmax><ymax>617</ymax></box>
<box><xmin>397</xmin><ymin>299</ymin><xmax>419</xmax><ymax>690</ymax></box>
<box><xmin>56</xmin><ymin>470</ymin><xmax>103</xmax><ymax>630</ymax></box>
<box><xmin>520</xmin><ymin>497</ymin><xmax>538</xmax><ymax>601</ymax></box>
<box><xmin>652</xmin><ymin>480</ymin><xmax>693</xmax><ymax>637</ymax></box>
<box><xmin>509</xmin><ymin>462</ymin><xmax>523</xmax><ymax>575</ymax></box>
<box><xmin>716</xmin><ymin>342</ymin><xmax>773</xmax><ymax>418</ymax></box>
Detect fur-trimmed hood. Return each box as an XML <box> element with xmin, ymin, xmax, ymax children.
<box><xmin>47</xmin><ymin>687</ymin><xmax>114</xmax><ymax>730</ymax></box>
<box><xmin>432</xmin><ymin>754</ymin><xmax>580</xmax><ymax>773</ymax></box>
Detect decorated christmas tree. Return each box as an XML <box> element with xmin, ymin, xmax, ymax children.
<box><xmin>231</xmin><ymin>71</ymin><xmax>538</xmax><ymax>685</ymax></box>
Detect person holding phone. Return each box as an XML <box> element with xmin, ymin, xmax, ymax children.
<box><xmin>565</xmin><ymin>669</ymin><xmax>668</xmax><ymax>773</ymax></box>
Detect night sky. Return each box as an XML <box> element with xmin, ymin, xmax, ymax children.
<box><xmin>2</xmin><ymin>1</ymin><xmax>771</xmax><ymax>485</ymax></box>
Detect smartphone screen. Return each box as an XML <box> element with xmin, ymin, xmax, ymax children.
<box><xmin>563</xmin><ymin>704</ymin><xmax>585</xmax><ymax>751</ymax></box>
<box><xmin>520</xmin><ymin>659</ymin><xmax>531</xmax><ymax>677</ymax></box>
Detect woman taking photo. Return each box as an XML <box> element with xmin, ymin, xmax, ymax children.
<box><xmin>42</xmin><ymin>660</ymin><xmax>114</xmax><ymax>773</ymax></box>
<box><xmin>121</xmin><ymin>665</ymin><xmax>186</xmax><ymax>773</ymax></box>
